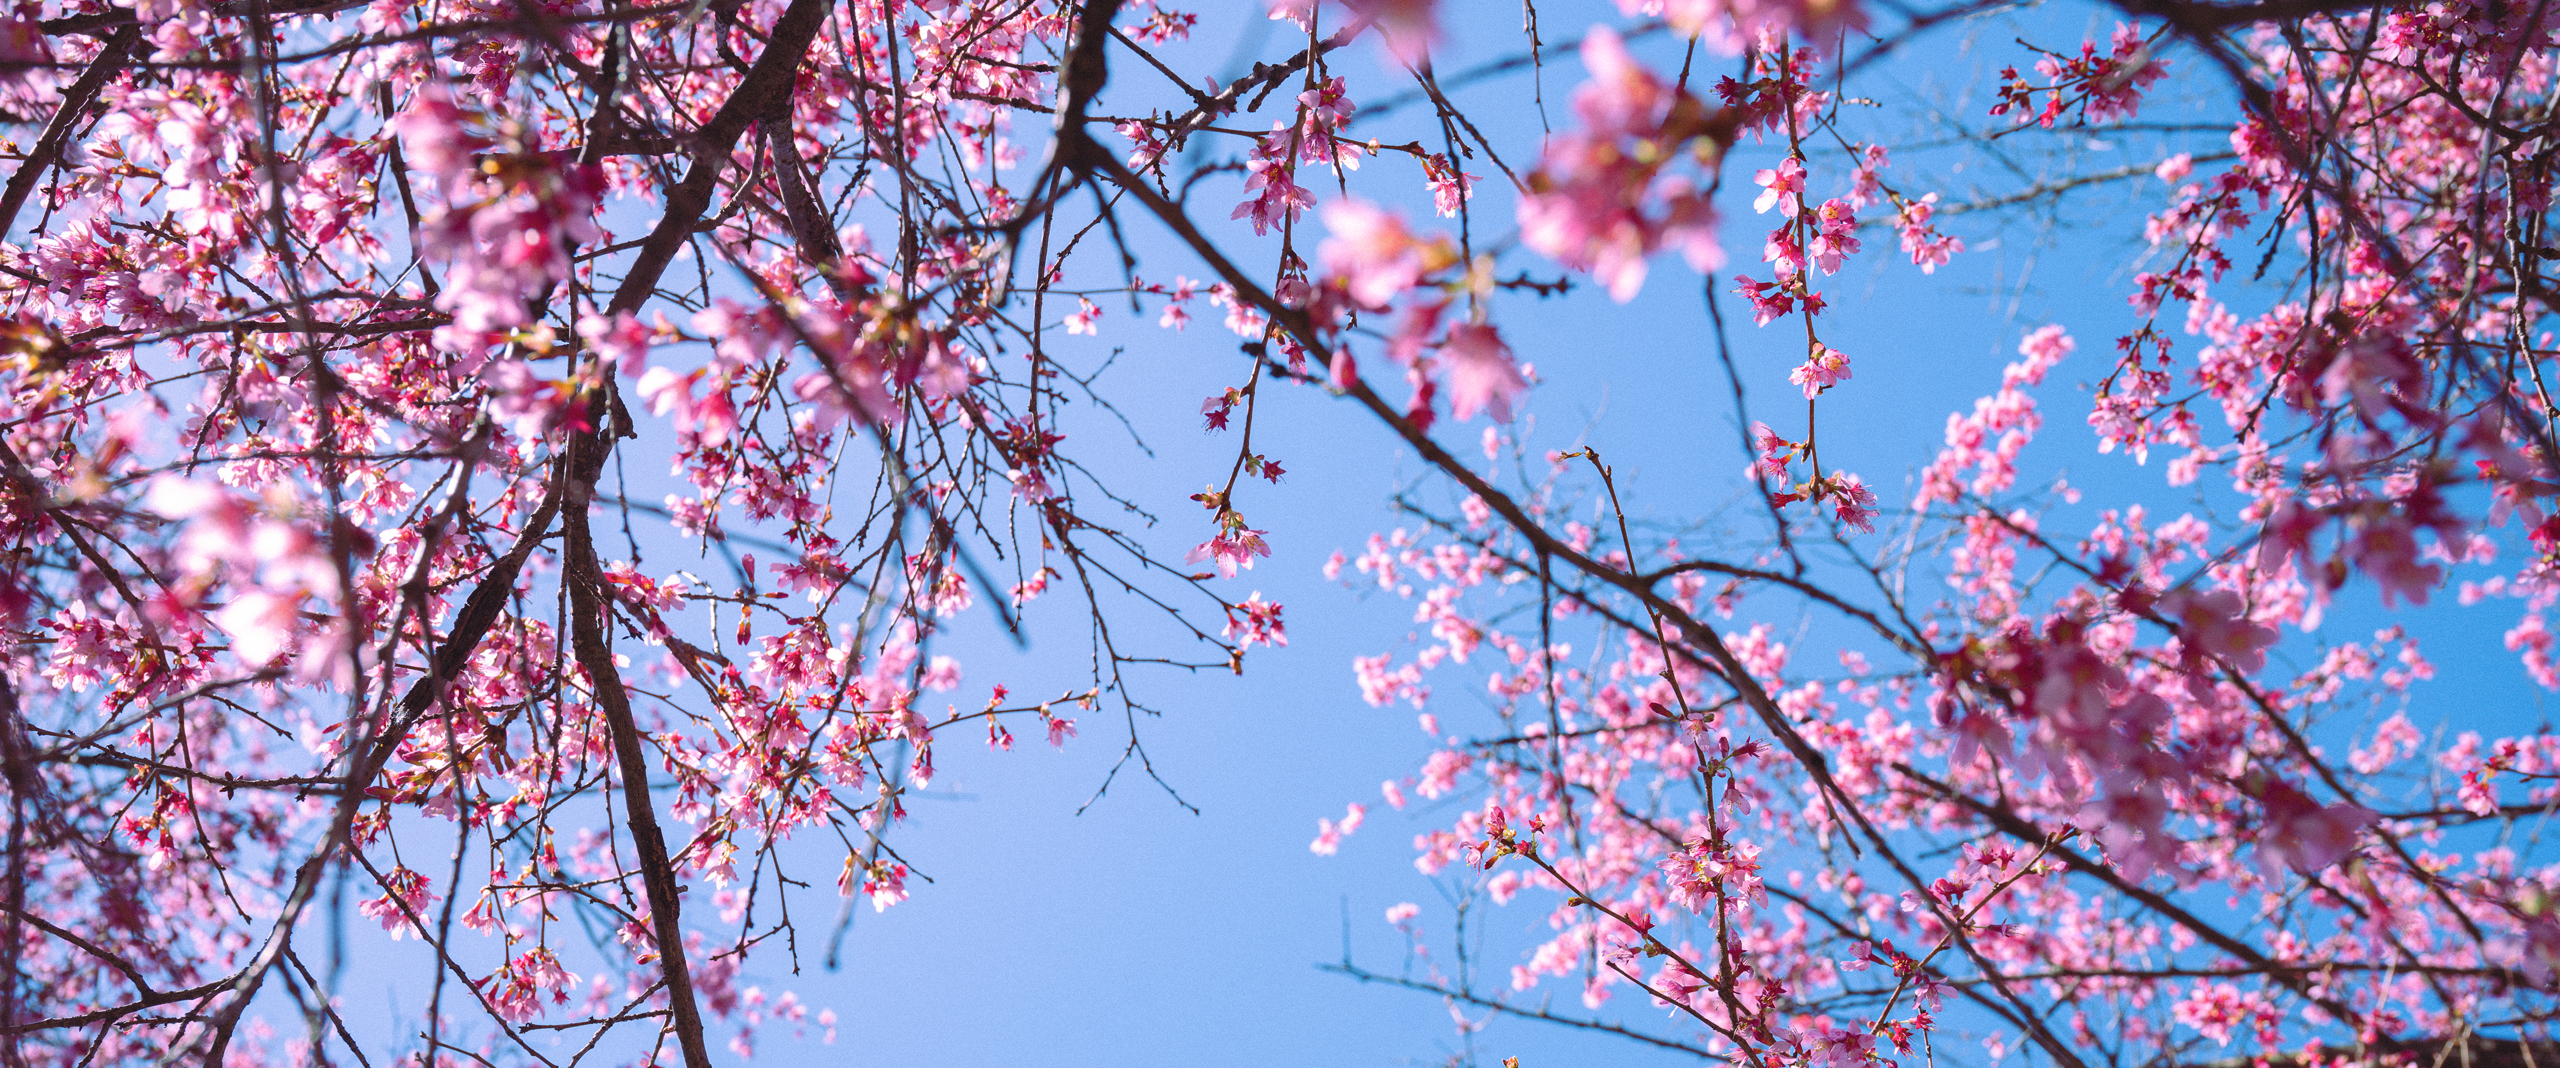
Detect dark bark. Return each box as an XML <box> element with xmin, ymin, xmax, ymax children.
<box><xmin>2191</xmin><ymin>1037</ymin><xmax>2560</xmax><ymax>1068</ymax></box>
<box><xmin>606</xmin><ymin>0</ymin><xmax>829</xmax><ymax>315</ymax></box>
<box><xmin>0</xmin><ymin>25</ymin><xmax>138</xmax><ymax>241</ymax></box>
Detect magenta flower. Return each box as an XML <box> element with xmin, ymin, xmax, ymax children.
<box><xmin>1788</xmin><ymin>343</ymin><xmax>1852</xmax><ymax>398</ymax></box>
<box><xmin>1188</xmin><ymin>528</ymin><xmax>1273</xmax><ymax>578</ymax></box>
<box><xmin>1440</xmin><ymin>323</ymin><xmax>1529</xmax><ymax>423</ymax></box>
<box><xmin>2254</xmin><ymin>778</ymin><xmax>2374</xmax><ymax>876</ymax></box>
<box><xmin>1828</xmin><ymin>472</ymin><xmax>1879</xmax><ymax>533</ymax></box>
<box><xmin>1515</xmin><ymin>28</ymin><xmax>1723</xmax><ymax>302</ymax></box>
<box><xmin>1320</xmin><ymin>198</ymin><xmax>1442</xmax><ymax>309</ymax></box>
<box><xmin>1753</xmin><ymin>157</ymin><xmax>1806</xmax><ymax>216</ymax></box>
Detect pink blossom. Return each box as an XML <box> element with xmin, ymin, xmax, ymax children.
<box><xmin>576</xmin><ymin>309</ymin><xmax>653</xmax><ymax>376</ymax></box>
<box><xmin>1157</xmin><ymin>276</ymin><xmax>1199</xmax><ymax>329</ymax></box>
<box><xmin>1635</xmin><ymin>0</ymin><xmax>1869</xmax><ymax>51</ymax></box>
<box><xmin>1329</xmin><ymin>349</ymin><xmax>1360</xmax><ymax>391</ymax></box>
<box><xmin>1064</xmin><ymin>298</ymin><xmax>1102</xmax><ymax>335</ymax></box>
<box><xmin>2255</xmin><ymin>779</ymin><xmax>2374</xmax><ymax>876</ymax></box>
<box><xmin>388</xmin><ymin>87</ymin><xmax>488</xmax><ymax>193</ymax></box>
<box><xmin>637</xmin><ymin>366</ymin><xmax>738</xmax><ymax>446</ymax></box>
<box><xmin>1310</xmin><ymin>803</ymin><xmax>1367</xmax><ymax>855</ymax></box>
<box><xmin>1895</xmin><ymin>193</ymin><xmax>1965</xmax><ymax>273</ymax></box>
<box><xmin>1516</xmin><ymin>28</ymin><xmax>1723</xmax><ymax>302</ymax></box>
<box><xmin>1750</xmin><ymin>421</ymin><xmax>1794</xmax><ymax>479</ymax></box>
<box><xmin>357</xmin><ymin>866</ymin><xmax>437</xmax><ymax>938</ymax></box>
<box><xmin>486</xmin><ymin>948</ymin><xmax>579</xmax><ymax>1022</ymax></box>
<box><xmin>1235</xmin><ymin>121</ymin><xmax>1321</xmax><ymax>235</ymax></box>
<box><xmin>1320</xmin><ymin>199</ymin><xmax>1443</xmax><ymax>309</ymax></box>
<box><xmin>1807</xmin><ymin>198</ymin><xmax>1861</xmax><ymax>274</ymax></box>
<box><xmin>2158</xmin><ymin>587</ymin><xmax>2277</xmax><ymax>676</ymax></box>
<box><xmin>2350</xmin><ymin>517</ymin><xmax>2442</xmax><ymax>606</ymax></box>
<box><xmin>1120</xmin><ymin>119</ymin><xmax>1169</xmax><ymax>172</ymax></box>
<box><xmin>1439</xmin><ymin>324</ymin><xmax>1529</xmax><ymax>423</ymax></box>
<box><xmin>212</xmin><ymin>589</ymin><xmax>302</xmax><ymax>668</ymax></box>
<box><xmin>862</xmin><ymin>862</ymin><xmax>910</xmax><ymax>912</ymax></box>
<box><xmin>1753</xmin><ymin>158</ymin><xmax>1807</xmax><ymax>216</ymax></box>
<box><xmin>1005</xmin><ymin>467</ymin><xmax>1056</xmax><ymax>503</ymax></box>
<box><xmin>1732</xmin><ymin>275</ymin><xmax>1797</xmax><ymax>325</ymax></box>
<box><xmin>1788</xmin><ymin>343</ymin><xmax>1851</xmax><ymax>398</ymax></box>
<box><xmin>1224</xmin><ymin>592</ymin><xmax>1288</xmax><ymax>650</ymax></box>
<box><xmin>920</xmin><ymin>655</ymin><xmax>962</xmax><ymax>692</ymax></box>
<box><xmin>1828</xmin><ymin>473</ymin><xmax>1879</xmax><ymax>533</ymax></box>
<box><xmin>1189</xmin><ymin>529</ymin><xmax>1273</xmax><ymax>578</ymax></box>
<box><xmin>1847</xmin><ymin>145</ymin><xmax>1889</xmax><ymax>208</ymax></box>
<box><xmin>2172</xmin><ymin>982</ymin><xmax>2277</xmax><ymax>1047</ymax></box>
<box><xmin>1424</xmin><ymin>154</ymin><xmax>1476</xmax><ymax>217</ymax></box>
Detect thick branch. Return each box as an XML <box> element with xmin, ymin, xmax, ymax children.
<box><xmin>1083</xmin><ymin>139</ymin><xmax>2103</xmax><ymax>1068</ymax></box>
<box><xmin>2115</xmin><ymin>0</ymin><xmax>2391</xmax><ymax>29</ymax></box>
<box><xmin>1894</xmin><ymin>762</ymin><xmax>2376</xmax><ymax>1020</ymax></box>
<box><xmin>194</xmin><ymin>471</ymin><xmax>565</xmax><ymax>1066</ymax></box>
<box><xmin>563</xmin><ymin>447</ymin><xmax>714</xmax><ymax>1068</ymax></box>
<box><xmin>605</xmin><ymin>0</ymin><xmax>828</xmax><ymax>315</ymax></box>
<box><xmin>0</xmin><ymin>25</ymin><xmax>138</xmax><ymax>241</ymax></box>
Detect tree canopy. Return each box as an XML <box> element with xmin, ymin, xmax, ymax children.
<box><xmin>3</xmin><ymin>0</ymin><xmax>2556</xmax><ymax>1065</ymax></box>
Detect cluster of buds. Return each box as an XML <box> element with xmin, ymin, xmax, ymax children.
<box><xmin>1465</xmin><ymin>804</ymin><xmax>1545</xmax><ymax>870</ymax></box>
<box><xmin>1989</xmin><ymin>23</ymin><xmax>2168</xmax><ymax>128</ymax></box>
<box><xmin>1185</xmin><ymin>507</ymin><xmax>1271</xmax><ymax>580</ymax></box>
<box><xmin>1595</xmin><ymin>906</ymin><xmax>1670</xmax><ymax>966</ymax></box>
<box><xmin>1778</xmin><ymin>474</ymin><xmax>1880</xmax><ymax>534</ymax></box>
<box><xmin>1748</xmin><ymin>422</ymin><xmax>1879</xmax><ymax>529</ymax></box>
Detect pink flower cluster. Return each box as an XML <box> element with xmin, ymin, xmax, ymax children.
<box><xmin>1517</xmin><ymin>29</ymin><xmax>1725</xmax><ymax>302</ymax></box>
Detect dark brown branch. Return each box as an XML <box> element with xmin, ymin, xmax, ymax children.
<box><xmin>562</xmin><ymin>437</ymin><xmax>714</xmax><ymax>1068</ymax></box>
<box><xmin>605</xmin><ymin>0</ymin><xmax>829</xmax><ymax>315</ymax></box>
<box><xmin>2114</xmin><ymin>0</ymin><xmax>2391</xmax><ymax>30</ymax></box>
<box><xmin>1893</xmin><ymin>762</ymin><xmax>2378</xmax><ymax>1020</ymax></box>
<box><xmin>0</xmin><ymin>980</ymin><xmax>230</xmax><ymax>1035</ymax></box>
<box><xmin>0</xmin><ymin>25</ymin><xmax>138</xmax><ymax>241</ymax></box>
<box><xmin>1080</xmin><ymin>138</ymin><xmax>2105</xmax><ymax>1068</ymax></box>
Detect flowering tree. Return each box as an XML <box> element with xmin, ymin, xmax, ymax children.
<box><xmin>1322</xmin><ymin>6</ymin><xmax>2560</xmax><ymax>1068</ymax></box>
<box><xmin>0</xmin><ymin>0</ymin><xmax>2552</xmax><ymax>1064</ymax></box>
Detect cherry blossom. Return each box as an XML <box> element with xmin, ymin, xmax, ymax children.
<box><xmin>1788</xmin><ymin>343</ymin><xmax>1852</xmax><ymax>398</ymax></box>
<box><xmin>15</xmin><ymin>1</ymin><xmax>2560</xmax><ymax>1066</ymax></box>
<box><xmin>1439</xmin><ymin>324</ymin><xmax>1530</xmax><ymax>423</ymax></box>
